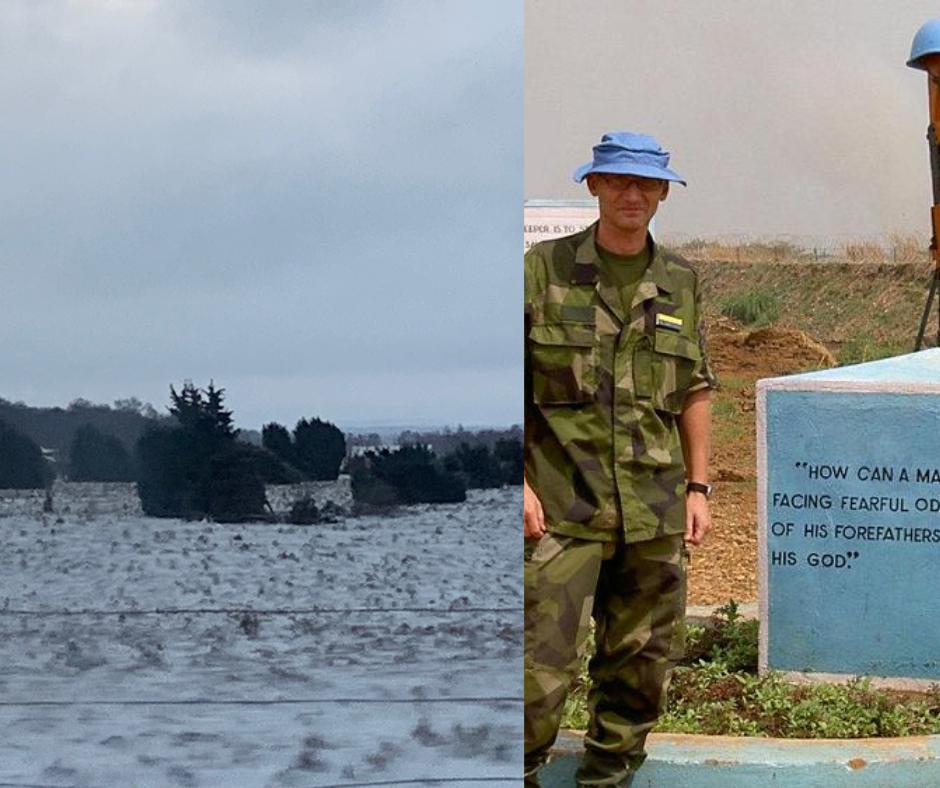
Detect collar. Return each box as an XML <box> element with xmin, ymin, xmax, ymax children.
<box><xmin>570</xmin><ymin>224</ymin><xmax>676</xmax><ymax>294</ymax></box>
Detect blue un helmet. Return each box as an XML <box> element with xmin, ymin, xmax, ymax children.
<box><xmin>908</xmin><ymin>18</ymin><xmax>940</xmax><ymax>70</ymax></box>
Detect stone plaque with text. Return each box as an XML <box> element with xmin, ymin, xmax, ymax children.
<box><xmin>758</xmin><ymin>349</ymin><xmax>940</xmax><ymax>683</ymax></box>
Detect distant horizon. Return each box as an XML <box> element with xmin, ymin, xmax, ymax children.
<box><xmin>0</xmin><ymin>391</ymin><xmax>520</xmax><ymax>438</ymax></box>
<box><xmin>332</xmin><ymin>420</ymin><xmax>522</xmax><ymax>438</ymax></box>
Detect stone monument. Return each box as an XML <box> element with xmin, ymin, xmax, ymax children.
<box><xmin>758</xmin><ymin>348</ymin><xmax>940</xmax><ymax>686</ymax></box>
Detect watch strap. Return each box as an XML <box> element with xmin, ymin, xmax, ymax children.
<box><xmin>686</xmin><ymin>481</ymin><xmax>712</xmax><ymax>498</ymax></box>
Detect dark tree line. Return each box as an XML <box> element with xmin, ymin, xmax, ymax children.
<box><xmin>0</xmin><ymin>384</ymin><xmax>523</xmax><ymax>517</ymax></box>
<box><xmin>0</xmin><ymin>419</ymin><xmax>140</xmax><ymax>488</ymax></box>
<box><xmin>0</xmin><ymin>382</ymin><xmax>347</xmax><ymax>499</ymax></box>
<box><xmin>0</xmin><ymin>396</ymin><xmax>167</xmax><ymax>461</ymax></box>
<box><xmin>397</xmin><ymin>424</ymin><xmax>522</xmax><ymax>457</ymax></box>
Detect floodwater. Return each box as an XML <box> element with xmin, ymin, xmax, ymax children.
<box><xmin>0</xmin><ymin>486</ymin><xmax>522</xmax><ymax>787</ymax></box>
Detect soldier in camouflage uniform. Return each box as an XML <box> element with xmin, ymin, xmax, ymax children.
<box><xmin>524</xmin><ymin>132</ymin><xmax>716</xmax><ymax>787</ymax></box>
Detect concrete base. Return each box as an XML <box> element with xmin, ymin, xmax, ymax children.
<box><xmin>541</xmin><ymin>730</ymin><xmax>940</xmax><ymax>787</ymax></box>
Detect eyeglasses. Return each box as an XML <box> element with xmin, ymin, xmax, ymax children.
<box><xmin>595</xmin><ymin>174</ymin><xmax>665</xmax><ymax>193</ymax></box>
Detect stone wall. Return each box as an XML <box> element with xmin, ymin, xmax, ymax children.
<box><xmin>263</xmin><ymin>476</ymin><xmax>352</xmax><ymax>514</ymax></box>
<box><xmin>0</xmin><ymin>480</ymin><xmax>142</xmax><ymax>518</ymax></box>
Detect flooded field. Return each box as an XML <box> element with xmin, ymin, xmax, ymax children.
<box><xmin>0</xmin><ymin>486</ymin><xmax>522</xmax><ymax>787</ymax></box>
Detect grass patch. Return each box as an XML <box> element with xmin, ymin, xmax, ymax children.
<box><xmin>562</xmin><ymin>602</ymin><xmax>940</xmax><ymax>738</ymax></box>
<box><xmin>712</xmin><ymin>420</ymin><xmax>747</xmax><ymax>446</ymax></box>
<box><xmin>711</xmin><ymin>393</ymin><xmax>748</xmax><ymax>444</ymax></box>
<box><xmin>713</xmin><ymin>375</ymin><xmax>749</xmax><ymax>392</ymax></box>
<box><xmin>718</xmin><ymin>290</ymin><xmax>780</xmax><ymax>327</ymax></box>
<box><xmin>711</xmin><ymin>398</ymin><xmax>738</xmax><ymax>420</ymax></box>
<box><xmin>837</xmin><ymin>332</ymin><xmax>911</xmax><ymax>366</ymax></box>
<box><xmin>692</xmin><ymin>249</ymin><xmax>933</xmax><ymax>359</ymax></box>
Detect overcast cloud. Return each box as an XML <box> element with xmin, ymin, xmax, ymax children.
<box><xmin>526</xmin><ymin>0</ymin><xmax>940</xmax><ymax>239</ymax></box>
<box><xmin>1</xmin><ymin>0</ymin><xmax>521</xmax><ymax>431</ymax></box>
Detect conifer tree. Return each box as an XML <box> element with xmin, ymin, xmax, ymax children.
<box><xmin>138</xmin><ymin>382</ymin><xmax>270</xmax><ymax>521</ymax></box>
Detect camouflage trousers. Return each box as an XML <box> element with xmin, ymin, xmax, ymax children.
<box><xmin>524</xmin><ymin>532</ymin><xmax>687</xmax><ymax>787</ymax></box>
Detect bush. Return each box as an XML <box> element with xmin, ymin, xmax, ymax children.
<box><xmin>263</xmin><ymin>418</ymin><xmax>346</xmax><ymax>481</ymax></box>
<box><xmin>238</xmin><ymin>442</ymin><xmax>305</xmax><ymax>485</ymax></box>
<box><xmin>138</xmin><ymin>427</ymin><xmax>272</xmax><ymax>522</ymax></box>
<box><xmin>444</xmin><ymin>443</ymin><xmax>503</xmax><ymax>489</ymax></box>
<box><xmin>262</xmin><ymin>422</ymin><xmax>294</xmax><ymax>463</ymax></box>
<box><xmin>198</xmin><ymin>444</ymin><xmax>269</xmax><ymax>523</ymax></box>
<box><xmin>69</xmin><ymin>424</ymin><xmax>136</xmax><ymax>482</ymax></box>
<box><xmin>0</xmin><ymin>419</ymin><xmax>51</xmax><ymax>489</ymax></box>
<box><xmin>440</xmin><ymin>438</ymin><xmax>523</xmax><ymax>489</ymax></box>
<box><xmin>292</xmin><ymin>417</ymin><xmax>346</xmax><ymax>481</ymax></box>
<box><xmin>137</xmin><ymin>427</ymin><xmax>203</xmax><ymax>517</ymax></box>
<box><xmin>719</xmin><ymin>290</ymin><xmax>780</xmax><ymax>327</ymax></box>
<box><xmin>444</xmin><ymin>438</ymin><xmax>524</xmax><ymax>490</ymax></box>
<box><xmin>494</xmin><ymin>437</ymin><xmax>523</xmax><ymax>485</ymax></box>
<box><xmin>350</xmin><ymin>445</ymin><xmax>466</xmax><ymax>506</ymax></box>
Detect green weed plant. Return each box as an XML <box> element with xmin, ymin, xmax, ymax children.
<box><xmin>561</xmin><ymin>601</ymin><xmax>940</xmax><ymax>738</ymax></box>
<box><xmin>718</xmin><ymin>290</ymin><xmax>780</xmax><ymax>327</ymax></box>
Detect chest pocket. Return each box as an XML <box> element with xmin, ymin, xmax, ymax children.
<box><xmin>528</xmin><ymin>322</ymin><xmax>597</xmax><ymax>405</ymax></box>
<box><xmin>633</xmin><ymin>329</ymin><xmax>701</xmax><ymax>414</ymax></box>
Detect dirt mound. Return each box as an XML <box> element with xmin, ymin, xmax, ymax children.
<box><xmin>707</xmin><ymin>319</ymin><xmax>837</xmax><ymax>380</ymax></box>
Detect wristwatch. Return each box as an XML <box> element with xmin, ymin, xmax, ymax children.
<box><xmin>686</xmin><ymin>481</ymin><xmax>713</xmax><ymax>499</ymax></box>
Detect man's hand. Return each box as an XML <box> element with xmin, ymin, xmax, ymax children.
<box><xmin>684</xmin><ymin>491</ymin><xmax>712</xmax><ymax>547</ymax></box>
<box><xmin>524</xmin><ymin>478</ymin><xmax>546</xmax><ymax>539</ymax></box>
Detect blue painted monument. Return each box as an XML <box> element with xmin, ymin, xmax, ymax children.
<box><xmin>758</xmin><ymin>349</ymin><xmax>940</xmax><ymax>684</ymax></box>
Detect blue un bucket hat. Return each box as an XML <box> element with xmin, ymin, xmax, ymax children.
<box><xmin>573</xmin><ymin>131</ymin><xmax>687</xmax><ymax>185</ymax></box>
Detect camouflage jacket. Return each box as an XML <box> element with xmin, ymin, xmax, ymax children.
<box><xmin>525</xmin><ymin>225</ymin><xmax>716</xmax><ymax>543</ymax></box>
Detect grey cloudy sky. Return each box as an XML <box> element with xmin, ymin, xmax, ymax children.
<box><xmin>526</xmin><ymin>0</ymin><xmax>940</xmax><ymax>239</ymax></box>
<box><xmin>1</xmin><ymin>0</ymin><xmax>521</xmax><ymax>432</ymax></box>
